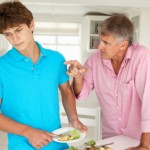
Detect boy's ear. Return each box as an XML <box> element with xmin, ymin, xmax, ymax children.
<box><xmin>29</xmin><ymin>20</ymin><xmax>35</xmax><ymax>31</ymax></box>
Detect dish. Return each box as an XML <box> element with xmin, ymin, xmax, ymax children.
<box><xmin>66</xmin><ymin>139</ymin><xmax>113</xmax><ymax>150</ymax></box>
<box><xmin>52</xmin><ymin>127</ymin><xmax>86</xmax><ymax>143</ymax></box>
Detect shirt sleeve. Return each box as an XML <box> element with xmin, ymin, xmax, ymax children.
<box><xmin>77</xmin><ymin>56</ymin><xmax>94</xmax><ymax>100</ymax></box>
<box><xmin>135</xmin><ymin>48</ymin><xmax>150</xmax><ymax>132</ymax></box>
<box><xmin>59</xmin><ymin>54</ymin><xmax>69</xmax><ymax>85</ymax></box>
<box><xmin>0</xmin><ymin>77</ymin><xmax>3</xmax><ymax>112</ymax></box>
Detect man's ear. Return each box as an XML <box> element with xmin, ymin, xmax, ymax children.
<box><xmin>120</xmin><ymin>40</ymin><xmax>129</xmax><ymax>51</ymax></box>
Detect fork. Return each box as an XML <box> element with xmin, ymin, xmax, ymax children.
<box><xmin>54</xmin><ymin>130</ymin><xmax>70</xmax><ymax>138</ymax></box>
<box><xmin>77</xmin><ymin>142</ymin><xmax>114</xmax><ymax>150</ymax></box>
<box><xmin>95</xmin><ymin>142</ymin><xmax>114</xmax><ymax>148</ymax></box>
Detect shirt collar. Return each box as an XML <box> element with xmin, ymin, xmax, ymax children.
<box><xmin>10</xmin><ymin>41</ymin><xmax>48</xmax><ymax>62</ymax></box>
<box><xmin>123</xmin><ymin>44</ymin><xmax>134</xmax><ymax>61</ymax></box>
<box><xmin>36</xmin><ymin>41</ymin><xmax>48</xmax><ymax>58</ymax></box>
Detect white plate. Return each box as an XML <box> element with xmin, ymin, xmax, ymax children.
<box><xmin>52</xmin><ymin>127</ymin><xmax>86</xmax><ymax>143</ymax></box>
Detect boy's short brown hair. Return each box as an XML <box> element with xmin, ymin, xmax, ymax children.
<box><xmin>0</xmin><ymin>0</ymin><xmax>33</xmax><ymax>33</ymax></box>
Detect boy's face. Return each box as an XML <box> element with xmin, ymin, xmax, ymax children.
<box><xmin>2</xmin><ymin>21</ymin><xmax>34</xmax><ymax>53</ymax></box>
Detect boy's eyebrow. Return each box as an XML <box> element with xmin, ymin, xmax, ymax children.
<box><xmin>3</xmin><ymin>31</ymin><xmax>9</xmax><ymax>35</ymax></box>
<box><xmin>3</xmin><ymin>26</ymin><xmax>22</xmax><ymax>34</ymax></box>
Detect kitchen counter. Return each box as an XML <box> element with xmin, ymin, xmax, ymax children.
<box><xmin>96</xmin><ymin>135</ymin><xmax>139</xmax><ymax>150</ymax></box>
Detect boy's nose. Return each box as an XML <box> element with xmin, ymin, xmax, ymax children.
<box><xmin>11</xmin><ymin>34</ymin><xmax>18</xmax><ymax>42</ymax></box>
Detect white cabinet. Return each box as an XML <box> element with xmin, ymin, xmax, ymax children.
<box><xmin>130</xmin><ymin>15</ymin><xmax>140</xmax><ymax>43</ymax></box>
<box><xmin>127</xmin><ymin>9</ymin><xmax>140</xmax><ymax>43</ymax></box>
<box><xmin>0</xmin><ymin>35</ymin><xmax>9</xmax><ymax>56</ymax></box>
<box><xmin>85</xmin><ymin>15</ymin><xmax>109</xmax><ymax>52</ymax></box>
<box><xmin>137</xmin><ymin>8</ymin><xmax>150</xmax><ymax>49</ymax></box>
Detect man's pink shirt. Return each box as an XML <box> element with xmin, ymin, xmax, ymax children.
<box><xmin>77</xmin><ymin>44</ymin><xmax>150</xmax><ymax>139</ymax></box>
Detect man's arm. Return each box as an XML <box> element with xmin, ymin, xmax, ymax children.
<box><xmin>59</xmin><ymin>81</ymin><xmax>87</xmax><ymax>132</ymax></box>
<box><xmin>0</xmin><ymin>100</ymin><xmax>55</xmax><ymax>149</ymax></box>
<box><xmin>127</xmin><ymin>48</ymin><xmax>150</xmax><ymax>150</ymax></box>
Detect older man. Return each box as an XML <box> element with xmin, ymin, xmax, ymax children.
<box><xmin>66</xmin><ymin>15</ymin><xmax>150</xmax><ymax>150</ymax></box>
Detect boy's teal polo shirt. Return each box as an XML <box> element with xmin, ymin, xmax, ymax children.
<box><xmin>0</xmin><ymin>42</ymin><xmax>69</xmax><ymax>150</ymax></box>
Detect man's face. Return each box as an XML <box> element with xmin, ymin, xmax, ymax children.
<box><xmin>98</xmin><ymin>34</ymin><xmax>124</xmax><ymax>59</ymax></box>
<box><xmin>2</xmin><ymin>21</ymin><xmax>34</xmax><ymax>53</ymax></box>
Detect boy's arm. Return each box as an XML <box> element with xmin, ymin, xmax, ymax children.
<box><xmin>59</xmin><ymin>81</ymin><xmax>87</xmax><ymax>132</ymax></box>
<box><xmin>0</xmin><ymin>105</ymin><xmax>55</xmax><ymax>149</ymax></box>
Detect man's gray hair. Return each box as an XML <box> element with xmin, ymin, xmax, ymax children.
<box><xmin>100</xmin><ymin>14</ymin><xmax>134</xmax><ymax>46</ymax></box>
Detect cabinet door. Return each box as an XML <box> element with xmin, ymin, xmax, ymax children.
<box><xmin>127</xmin><ymin>8</ymin><xmax>140</xmax><ymax>43</ymax></box>
<box><xmin>85</xmin><ymin>15</ymin><xmax>109</xmax><ymax>52</ymax></box>
<box><xmin>0</xmin><ymin>35</ymin><xmax>10</xmax><ymax>56</ymax></box>
<box><xmin>130</xmin><ymin>15</ymin><xmax>140</xmax><ymax>43</ymax></box>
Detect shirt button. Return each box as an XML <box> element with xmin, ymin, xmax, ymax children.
<box><xmin>118</xmin><ymin>118</ymin><xmax>122</xmax><ymax>121</ymax></box>
<box><xmin>117</xmin><ymin>106</ymin><xmax>119</xmax><ymax>110</ymax></box>
<box><xmin>121</xmin><ymin>128</ymin><xmax>124</xmax><ymax>132</ymax></box>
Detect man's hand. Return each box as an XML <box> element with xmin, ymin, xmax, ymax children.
<box><xmin>126</xmin><ymin>133</ymin><xmax>150</xmax><ymax>150</ymax></box>
<box><xmin>64</xmin><ymin>60</ymin><xmax>87</xmax><ymax>78</ymax></box>
<box><xmin>69</xmin><ymin>119</ymin><xmax>87</xmax><ymax>133</ymax></box>
<box><xmin>23</xmin><ymin>127</ymin><xmax>56</xmax><ymax>149</ymax></box>
<box><xmin>126</xmin><ymin>145</ymin><xmax>150</xmax><ymax>150</ymax></box>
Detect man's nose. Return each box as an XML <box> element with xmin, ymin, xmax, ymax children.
<box><xmin>98</xmin><ymin>44</ymin><xmax>101</xmax><ymax>49</ymax></box>
<box><xmin>98</xmin><ymin>41</ymin><xmax>103</xmax><ymax>50</ymax></box>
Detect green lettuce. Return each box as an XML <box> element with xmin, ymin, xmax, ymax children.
<box><xmin>69</xmin><ymin>129</ymin><xmax>80</xmax><ymax>140</ymax></box>
<box><xmin>68</xmin><ymin>146</ymin><xmax>78</xmax><ymax>150</ymax></box>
